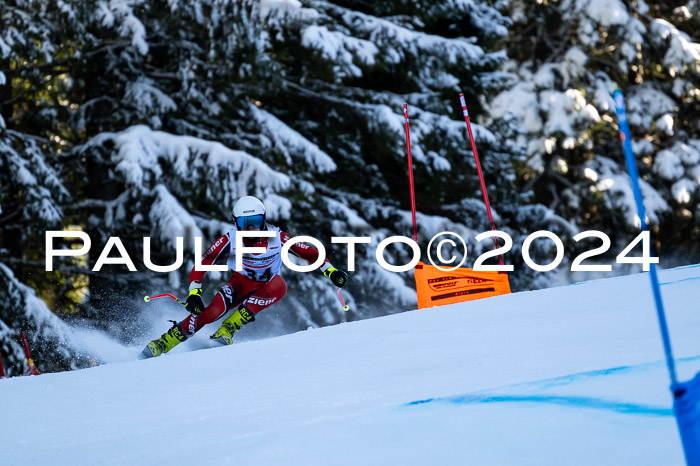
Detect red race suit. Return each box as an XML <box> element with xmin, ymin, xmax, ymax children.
<box><xmin>179</xmin><ymin>224</ymin><xmax>326</xmax><ymax>336</ymax></box>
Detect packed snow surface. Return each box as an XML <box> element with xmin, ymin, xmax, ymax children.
<box><xmin>3</xmin><ymin>264</ymin><xmax>700</xmax><ymax>465</ymax></box>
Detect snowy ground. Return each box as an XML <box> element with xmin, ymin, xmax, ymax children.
<box><xmin>2</xmin><ymin>265</ymin><xmax>700</xmax><ymax>465</ymax></box>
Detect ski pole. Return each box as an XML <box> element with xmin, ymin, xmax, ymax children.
<box><xmin>144</xmin><ymin>293</ymin><xmax>186</xmax><ymax>306</ymax></box>
<box><xmin>336</xmin><ymin>288</ymin><xmax>350</xmax><ymax>312</ymax></box>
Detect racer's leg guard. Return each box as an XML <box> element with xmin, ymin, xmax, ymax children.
<box><xmin>210</xmin><ymin>306</ymin><xmax>255</xmax><ymax>346</ymax></box>
<box><xmin>141</xmin><ymin>321</ymin><xmax>189</xmax><ymax>358</ymax></box>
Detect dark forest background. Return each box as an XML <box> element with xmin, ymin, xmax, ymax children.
<box><xmin>1</xmin><ymin>0</ymin><xmax>698</xmax><ymax>374</ymax></box>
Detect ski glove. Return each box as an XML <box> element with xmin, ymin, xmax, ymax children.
<box><xmin>185</xmin><ymin>288</ymin><xmax>205</xmax><ymax>315</ymax></box>
<box><xmin>321</xmin><ymin>264</ymin><xmax>348</xmax><ymax>288</ymax></box>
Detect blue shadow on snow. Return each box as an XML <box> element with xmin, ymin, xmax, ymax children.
<box><xmin>404</xmin><ymin>355</ymin><xmax>700</xmax><ymax>416</ymax></box>
<box><xmin>406</xmin><ymin>393</ymin><xmax>672</xmax><ymax>416</ymax></box>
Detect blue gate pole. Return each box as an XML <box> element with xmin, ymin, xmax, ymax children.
<box><xmin>613</xmin><ymin>89</ymin><xmax>700</xmax><ymax>466</ymax></box>
<box><xmin>612</xmin><ymin>90</ymin><xmax>677</xmax><ymax>386</ymax></box>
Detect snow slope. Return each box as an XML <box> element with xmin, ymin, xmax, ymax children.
<box><xmin>3</xmin><ymin>265</ymin><xmax>700</xmax><ymax>465</ymax></box>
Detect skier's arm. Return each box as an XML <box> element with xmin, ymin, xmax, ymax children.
<box><xmin>185</xmin><ymin>233</ymin><xmax>230</xmax><ymax>315</ymax></box>
<box><xmin>281</xmin><ymin>231</ymin><xmax>326</xmax><ymax>265</ymax></box>
<box><xmin>189</xmin><ymin>233</ymin><xmax>231</xmax><ymax>290</ymax></box>
<box><xmin>281</xmin><ymin>232</ymin><xmax>348</xmax><ymax>288</ymax></box>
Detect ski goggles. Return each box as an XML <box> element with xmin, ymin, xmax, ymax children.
<box><xmin>236</xmin><ymin>214</ymin><xmax>264</xmax><ymax>229</ymax></box>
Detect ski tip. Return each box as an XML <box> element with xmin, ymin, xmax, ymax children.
<box><xmin>139</xmin><ymin>347</ymin><xmax>154</xmax><ymax>360</ymax></box>
<box><xmin>459</xmin><ymin>92</ymin><xmax>464</xmax><ymax>96</ymax></box>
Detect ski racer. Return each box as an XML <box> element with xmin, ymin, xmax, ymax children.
<box><xmin>141</xmin><ymin>196</ymin><xmax>348</xmax><ymax>358</ymax></box>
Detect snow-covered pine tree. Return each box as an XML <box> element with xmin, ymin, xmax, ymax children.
<box><xmin>64</xmin><ymin>0</ymin><xmax>548</xmax><ymax>332</ymax></box>
<box><xmin>0</xmin><ymin>0</ymin><xmax>96</xmax><ymax>371</ymax></box>
<box><xmin>0</xmin><ymin>264</ymin><xmax>98</xmax><ymax>374</ymax></box>
<box><xmin>3</xmin><ymin>0</ymin><xmax>600</xmax><ymax>371</ymax></box>
<box><xmin>488</xmin><ymin>0</ymin><xmax>700</xmax><ymax>265</ymax></box>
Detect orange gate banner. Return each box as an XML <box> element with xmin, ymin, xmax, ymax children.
<box><xmin>414</xmin><ymin>261</ymin><xmax>511</xmax><ymax>309</ymax></box>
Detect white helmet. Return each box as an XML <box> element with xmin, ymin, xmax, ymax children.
<box><xmin>232</xmin><ymin>196</ymin><xmax>266</xmax><ymax>229</ymax></box>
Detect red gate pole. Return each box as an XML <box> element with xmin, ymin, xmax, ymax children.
<box><xmin>20</xmin><ymin>332</ymin><xmax>41</xmax><ymax>376</ymax></box>
<box><xmin>0</xmin><ymin>350</ymin><xmax>5</xmax><ymax>378</ymax></box>
<box><xmin>458</xmin><ymin>93</ymin><xmax>504</xmax><ymax>266</ymax></box>
<box><xmin>403</xmin><ymin>103</ymin><xmax>418</xmax><ymax>242</ymax></box>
